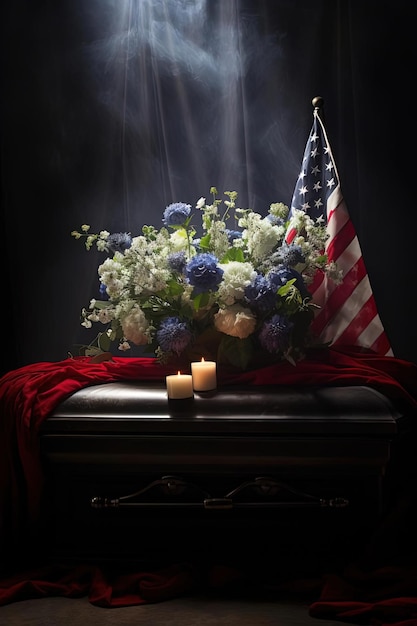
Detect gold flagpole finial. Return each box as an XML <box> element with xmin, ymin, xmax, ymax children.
<box><xmin>312</xmin><ymin>96</ymin><xmax>324</xmax><ymax>110</ymax></box>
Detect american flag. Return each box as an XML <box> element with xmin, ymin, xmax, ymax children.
<box><xmin>286</xmin><ymin>103</ymin><xmax>393</xmax><ymax>356</ymax></box>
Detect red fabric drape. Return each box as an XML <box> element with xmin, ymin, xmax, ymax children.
<box><xmin>1</xmin><ymin>347</ymin><xmax>416</xmax><ymax>529</ymax></box>
<box><xmin>1</xmin><ymin>347</ymin><xmax>417</xmax><ymax>622</ymax></box>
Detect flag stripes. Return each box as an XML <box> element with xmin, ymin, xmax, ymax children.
<box><xmin>287</xmin><ymin>104</ymin><xmax>392</xmax><ymax>356</ymax></box>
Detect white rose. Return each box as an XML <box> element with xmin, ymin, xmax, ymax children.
<box><xmin>214</xmin><ymin>304</ymin><xmax>256</xmax><ymax>339</ymax></box>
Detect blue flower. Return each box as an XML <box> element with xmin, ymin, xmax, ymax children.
<box><xmin>192</xmin><ymin>237</ymin><xmax>202</xmax><ymax>252</ymax></box>
<box><xmin>258</xmin><ymin>314</ymin><xmax>294</xmax><ymax>353</ymax></box>
<box><xmin>156</xmin><ymin>316</ymin><xmax>192</xmax><ymax>355</ymax></box>
<box><xmin>244</xmin><ymin>274</ymin><xmax>276</xmax><ymax>314</ymax></box>
<box><xmin>265</xmin><ymin>214</ymin><xmax>285</xmax><ymax>227</ymax></box>
<box><xmin>99</xmin><ymin>282</ymin><xmax>109</xmax><ymax>299</ymax></box>
<box><xmin>186</xmin><ymin>253</ymin><xmax>224</xmax><ymax>296</ymax></box>
<box><xmin>278</xmin><ymin>243</ymin><xmax>305</xmax><ymax>267</ymax></box>
<box><xmin>268</xmin><ymin>266</ymin><xmax>310</xmax><ymax>300</ymax></box>
<box><xmin>107</xmin><ymin>232</ymin><xmax>132</xmax><ymax>254</ymax></box>
<box><xmin>168</xmin><ymin>251</ymin><xmax>187</xmax><ymax>273</ymax></box>
<box><xmin>163</xmin><ymin>202</ymin><xmax>192</xmax><ymax>226</ymax></box>
<box><xmin>225</xmin><ymin>229</ymin><xmax>242</xmax><ymax>243</ymax></box>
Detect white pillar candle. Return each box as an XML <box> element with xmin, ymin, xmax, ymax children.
<box><xmin>191</xmin><ymin>358</ymin><xmax>217</xmax><ymax>391</ymax></box>
<box><xmin>166</xmin><ymin>371</ymin><xmax>194</xmax><ymax>399</ymax></box>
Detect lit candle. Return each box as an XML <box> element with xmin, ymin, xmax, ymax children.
<box><xmin>191</xmin><ymin>358</ymin><xmax>217</xmax><ymax>391</ymax></box>
<box><xmin>166</xmin><ymin>371</ymin><xmax>194</xmax><ymax>399</ymax></box>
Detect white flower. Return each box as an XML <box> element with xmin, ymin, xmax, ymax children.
<box><xmin>73</xmin><ymin>188</ymin><xmax>336</xmax><ymax>366</ymax></box>
<box><xmin>217</xmin><ymin>261</ymin><xmax>257</xmax><ymax>305</ymax></box>
<box><xmin>96</xmin><ymin>239</ymin><xmax>108</xmax><ymax>252</ymax></box>
<box><xmin>97</xmin><ymin>309</ymin><xmax>114</xmax><ymax>324</ymax></box>
<box><xmin>169</xmin><ymin>230</ymin><xmax>190</xmax><ymax>252</ymax></box>
<box><xmin>214</xmin><ymin>304</ymin><xmax>257</xmax><ymax>339</ymax></box>
<box><xmin>121</xmin><ymin>305</ymin><xmax>150</xmax><ymax>346</ymax></box>
<box><xmin>242</xmin><ymin>214</ymin><xmax>282</xmax><ymax>263</ymax></box>
<box><xmin>207</xmin><ymin>221</ymin><xmax>229</xmax><ymax>260</ymax></box>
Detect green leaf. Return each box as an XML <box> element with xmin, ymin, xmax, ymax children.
<box><xmin>218</xmin><ymin>335</ymin><xmax>253</xmax><ymax>370</ymax></box>
<box><xmin>192</xmin><ymin>291</ymin><xmax>210</xmax><ymax>311</ymax></box>
<box><xmin>83</xmin><ymin>345</ymin><xmax>104</xmax><ymax>357</ymax></box>
<box><xmin>166</xmin><ymin>279</ymin><xmax>184</xmax><ymax>296</ymax></box>
<box><xmin>221</xmin><ymin>247</ymin><xmax>245</xmax><ymax>263</ymax></box>
<box><xmin>93</xmin><ymin>300</ymin><xmax>112</xmax><ymax>310</ymax></box>
<box><xmin>199</xmin><ymin>233</ymin><xmax>211</xmax><ymax>251</ymax></box>
<box><xmin>277</xmin><ymin>278</ymin><xmax>296</xmax><ymax>296</ymax></box>
<box><xmin>97</xmin><ymin>332</ymin><xmax>112</xmax><ymax>351</ymax></box>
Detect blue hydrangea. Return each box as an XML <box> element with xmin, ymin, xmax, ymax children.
<box><xmin>265</xmin><ymin>214</ymin><xmax>285</xmax><ymax>227</ymax></box>
<box><xmin>244</xmin><ymin>274</ymin><xmax>276</xmax><ymax>314</ymax></box>
<box><xmin>268</xmin><ymin>266</ymin><xmax>310</xmax><ymax>300</ymax></box>
<box><xmin>156</xmin><ymin>316</ymin><xmax>192</xmax><ymax>355</ymax></box>
<box><xmin>168</xmin><ymin>251</ymin><xmax>187</xmax><ymax>273</ymax></box>
<box><xmin>278</xmin><ymin>243</ymin><xmax>305</xmax><ymax>267</ymax></box>
<box><xmin>162</xmin><ymin>202</ymin><xmax>192</xmax><ymax>226</ymax></box>
<box><xmin>106</xmin><ymin>232</ymin><xmax>132</xmax><ymax>254</ymax></box>
<box><xmin>258</xmin><ymin>314</ymin><xmax>294</xmax><ymax>353</ymax></box>
<box><xmin>225</xmin><ymin>229</ymin><xmax>242</xmax><ymax>243</ymax></box>
<box><xmin>185</xmin><ymin>253</ymin><xmax>224</xmax><ymax>296</ymax></box>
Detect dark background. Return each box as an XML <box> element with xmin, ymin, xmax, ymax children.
<box><xmin>1</xmin><ymin>0</ymin><xmax>416</xmax><ymax>376</ymax></box>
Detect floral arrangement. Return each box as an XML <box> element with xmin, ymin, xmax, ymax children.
<box><xmin>72</xmin><ymin>188</ymin><xmax>340</xmax><ymax>369</ymax></box>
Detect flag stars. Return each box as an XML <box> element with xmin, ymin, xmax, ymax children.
<box><xmin>301</xmin><ymin>202</ymin><xmax>311</xmax><ymax>211</ymax></box>
<box><xmin>298</xmin><ymin>170</ymin><xmax>306</xmax><ymax>181</ymax></box>
<box><xmin>313</xmin><ymin>181</ymin><xmax>322</xmax><ymax>192</ymax></box>
<box><xmin>299</xmin><ymin>185</ymin><xmax>308</xmax><ymax>196</ymax></box>
<box><xmin>311</xmin><ymin>165</ymin><xmax>320</xmax><ymax>175</ymax></box>
<box><xmin>314</xmin><ymin>199</ymin><xmax>323</xmax><ymax>209</ymax></box>
<box><xmin>327</xmin><ymin>178</ymin><xmax>335</xmax><ymax>189</ymax></box>
<box><xmin>310</xmin><ymin>147</ymin><xmax>319</xmax><ymax>158</ymax></box>
<box><xmin>325</xmin><ymin>161</ymin><xmax>334</xmax><ymax>172</ymax></box>
<box><xmin>310</xmin><ymin>132</ymin><xmax>319</xmax><ymax>143</ymax></box>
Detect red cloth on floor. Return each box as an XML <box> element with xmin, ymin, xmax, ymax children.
<box><xmin>0</xmin><ymin>562</ymin><xmax>197</xmax><ymax>607</ymax></box>
<box><xmin>1</xmin><ymin>347</ymin><xmax>417</xmax><ymax>620</ymax></box>
<box><xmin>309</xmin><ymin>564</ymin><xmax>417</xmax><ymax>625</ymax></box>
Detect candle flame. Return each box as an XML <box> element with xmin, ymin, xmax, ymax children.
<box><xmin>177</xmin><ymin>371</ymin><xmax>181</xmax><ymax>376</ymax></box>
<box><xmin>201</xmin><ymin>357</ymin><xmax>205</xmax><ymax>362</ymax></box>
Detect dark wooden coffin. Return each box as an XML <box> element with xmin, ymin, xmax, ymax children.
<box><xmin>38</xmin><ymin>382</ymin><xmax>400</xmax><ymax>570</ymax></box>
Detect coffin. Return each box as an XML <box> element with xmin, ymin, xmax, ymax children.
<box><xmin>39</xmin><ymin>382</ymin><xmax>399</xmax><ymax>571</ymax></box>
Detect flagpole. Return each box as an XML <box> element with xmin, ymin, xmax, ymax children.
<box><xmin>312</xmin><ymin>95</ymin><xmax>324</xmax><ymax>122</ymax></box>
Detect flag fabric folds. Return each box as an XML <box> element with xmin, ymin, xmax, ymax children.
<box><xmin>286</xmin><ymin>103</ymin><xmax>392</xmax><ymax>357</ymax></box>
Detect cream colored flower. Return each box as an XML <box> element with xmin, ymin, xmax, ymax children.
<box><xmin>121</xmin><ymin>305</ymin><xmax>150</xmax><ymax>346</ymax></box>
<box><xmin>214</xmin><ymin>304</ymin><xmax>256</xmax><ymax>339</ymax></box>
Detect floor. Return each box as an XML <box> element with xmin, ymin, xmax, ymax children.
<box><xmin>0</xmin><ymin>593</ymin><xmax>345</xmax><ymax>626</ymax></box>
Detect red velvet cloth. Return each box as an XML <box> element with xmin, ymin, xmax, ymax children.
<box><xmin>309</xmin><ymin>564</ymin><xmax>417</xmax><ymax>625</ymax></box>
<box><xmin>1</xmin><ymin>347</ymin><xmax>417</xmax><ymax>623</ymax></box>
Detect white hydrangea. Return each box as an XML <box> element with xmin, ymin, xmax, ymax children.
<box><xmin>217</xmin><ymin>261</ymin><xmax>257</xmax><ymax>305</ymax></box>
<box><xmin>241</xmin><ymin>213</ymin><xmax>281</xmax><ymax>263</ymax></box>
<box><xmin>98</xmin><ymin>257</ymin><xmax>125</xmax><ymax>299</ymax></box>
